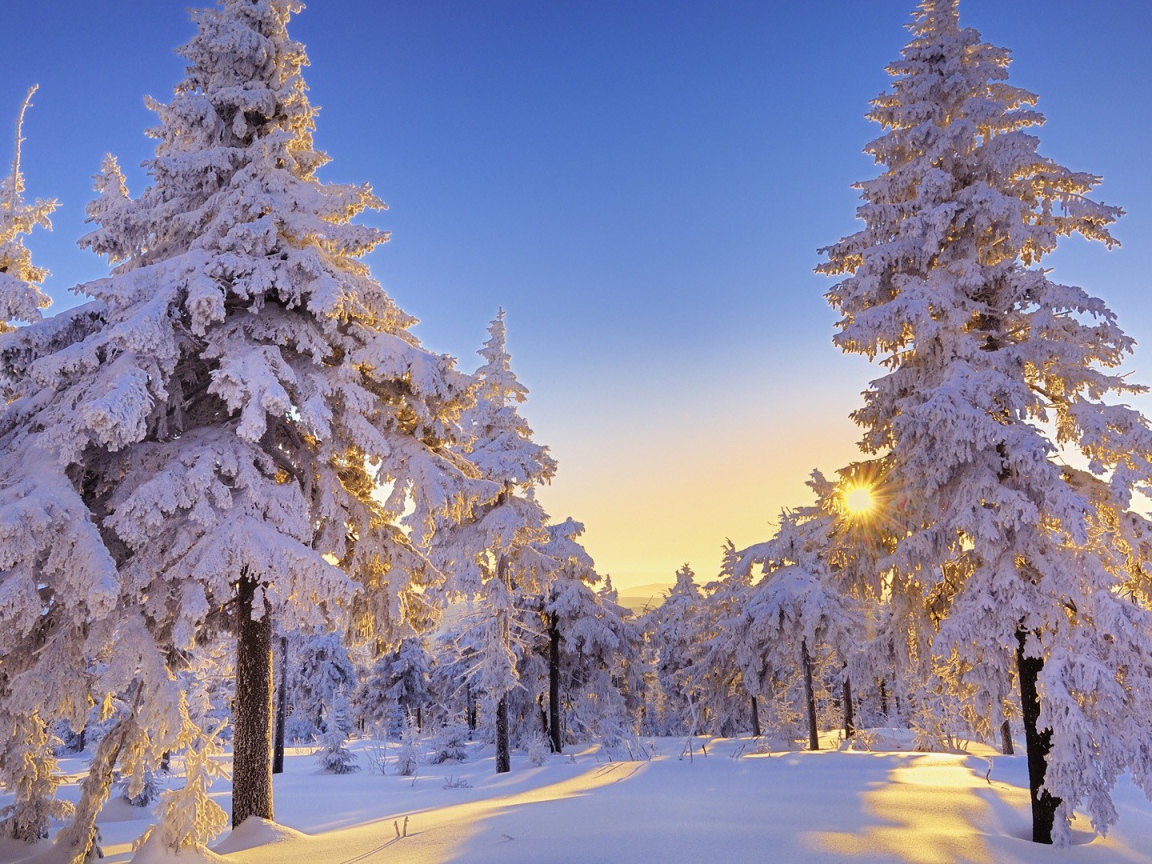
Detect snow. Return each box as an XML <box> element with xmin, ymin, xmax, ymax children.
<box><xmin>211</xmin><ymin>818</ymin><xmax>306</xmax><ymax>854</ymax></box>
<box><xmin>3</xmin><ymin>734</ymin><xmax>1151</xmax><ymax>863</ymax></box>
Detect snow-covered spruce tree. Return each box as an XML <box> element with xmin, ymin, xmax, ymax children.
<box><xmin>431</xmin><ymin>310</ymin><xmax>556</xmax><ymax>774</ymax></box>
<box><xmin>541</xmin><ymin>518</ymin><xmax>642</xmax><ymax>754</ymax></box>
<box><xmin>0</xmin><ymin>87</ymin><xmax>90</xmax><ymax>846</ymax></box>
<box><xmin>733</xmin><ymin>509</ymin><xmax>863</xmax><ymax>751</ymax></box>
<box><xmin>359</xmin><ymin>636</ymin><xmax>433</xmax><ymax>737</ymax></box>
<box><xmin>818</xmin><ymin>0</ymin><xmax>1152</xmax><ymax>844</ymax></box>
<box><xmin>793</xmin><ymin>465</ymin><xmax>916</xmax><ymax>739</ymax></box>
<box><xmin>0</xmin><ymin>0</ymin><xmax>478</xmax><ymax>848</ymax></box>
<box><xmin>648</xmin><ymin>565</ymin><xmax>704</xmax><ymax>736</ymax></box>
<box><xmin>691</xmin><ymin>542</ymin><xmax>759</xmax><ymax>737</ymax></box>
<box><xmin>289</xmin><ymin>631</ymin><xmax>358</xmax><ymax>771</ymax></box>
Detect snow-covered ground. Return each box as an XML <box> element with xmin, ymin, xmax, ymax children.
<box><xmin>5</xmin><ymin>732</ymin><xmax>1152</xmax><ymax>864</ymax></box>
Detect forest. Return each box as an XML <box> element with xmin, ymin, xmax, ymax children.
<box><xmin>2</xmin><ymin>0</ymin><xmax>1152</xmax><ymax>861</ymax></box>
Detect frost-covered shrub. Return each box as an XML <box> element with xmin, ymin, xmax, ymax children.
<box><xmin>525</xmin><ymin>732</ymin><xmax>549</xmax><ymax>767</ymax></box>
<box><xmin>285</xmin><ymin>710</ymin><xmax>316</xmax><ymax>747</ymax></box>
<box><xmin>427</xmin><ymin>723</ymin><xmax>469</xmax><ymax>765</ymax></box>
<box><xmin>317</xmin><ymin>694</ymin><xmax>359</xmax><ymax>774</ymax></box>
<box><xmin>394</xmin><ymin>717</ymin><xmax>422</xmax><ymax>777</ymax></box>
<box><xmin>116</xmin><ymin>764</ymin><xmax>164</xmax><ymax>807</ymax></box>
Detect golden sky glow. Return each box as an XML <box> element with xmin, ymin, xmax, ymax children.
<box><xmin>534</xmin><ymin>361</ymin><xmax>872</xmax><ymax>591</ymax></box>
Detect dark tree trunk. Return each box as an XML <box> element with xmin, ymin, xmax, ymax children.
<box><xmin>495</xmin><ymin>693</ymin><xmax>511</xmax><ymax>774</ymax></box>
<box><xmin>750</xmin><ymin>694</ymin><xmax>761</xmax><ymax>738</ymax></box>
<box><xmin>548</xmin><ymin>612</ymin><xmax>562</xmax><ymax>753</ymax></box>
<box><xmin>233</xmin><ymin>575</ymin><xmax>274</xmax><ymax>828</ymax></box>
<box><xmin>1000</xmin><ymin>718</ymin><xmax>1014</xmax><ymax>756</ymax></box>
<box><xmin>467</xmin><ymin>684</ymin><xmax>476</xmax><ymax>737</ymax></box>
<box><xmin>801</xmin><ymin>638</ymin><xmax>819</xmax><ymax>751</ymax></box>
<box><xmin>416</xmin><ymin>705</ymin><xmax>423</xmax><ymax>733</ymax></box>
<box><xmin>1016</xmin><ymin>627</ymin><xmax>1059</xmax><ymax>844</ymax></box>
<box><xmin>878</xmin><ymin>678</ymin><xmax>888</xmax><ymax>718</ymax></box>
<box><xmin>272</xmin><ymin>635</ymin><xmax>288</xmax><ymax>775</ymax></box>
<box><xmin>843</xmin><ymin>672</ymin><xmax>855</xmax><ymax>739</ymax></box>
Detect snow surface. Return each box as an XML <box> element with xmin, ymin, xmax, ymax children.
<box><xmin>3</xmin><ymin>732</ymin><xmax>1152</xmax><ymax>863</ymax></box>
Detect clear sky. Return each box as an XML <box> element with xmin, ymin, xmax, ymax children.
<box><xmin>2</xmin><ymin>1</ymin><xmax>1150</xmax><ymax>590</ymax></box>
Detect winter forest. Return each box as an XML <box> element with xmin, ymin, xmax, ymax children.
<box><xmin>3</xmin><ymin>0</ymin><xmax>1152</xmax><ymax>862</ymax></box>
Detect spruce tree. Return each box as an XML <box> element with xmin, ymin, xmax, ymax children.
<box><xmin>649</xmin><ymin>565</ymin><xmax>703</xmax><ymax>735</ymax></box>
<box><xmin>541</xmin><ymin>518</ymin><xmax>641</xmax><ymax>754</ymax></box>
<box><xmin>0</xmin><ymin>0</ymin><xmax>478</xmax><ymax>849</ymax></box>
<box><xmin>431</xmin><ymin>310</ymin><xmax>556</xmax><ymax>773</ymax></box>
<box><xmin>819</xmin><ymin>0</ymin><xmax>1152</xmax><ymax>844</ymax></box>
<box><xmin>0</xmin><ymin>85</ymin><xmax>86</xmax><ymax>846</ymax></box>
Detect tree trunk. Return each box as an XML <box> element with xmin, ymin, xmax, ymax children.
<box><xmin>878</xmin><ymin>678</ymin><xmax>888</xmax><ymax>718</ymax></box>
<box><xmin>548</xmin><ymin>612</ymin><xmax>562</xmax><ymax>753</ymax></box>
<box><xmin>750</xmin><ymin>694</ymin><xmax>761</xmax><ymax>738</ymax></box>
<box><xmin>801</xmin><ymin>638</ymin><xmax>819</xmax><ymax>751</ymax></box>
<box><xmin>1000</xmin><ymin>718</ymin><xmax>1014</xmax><ymax>756</ymax></box>
<box><xmin>495</xmin><ymin>693</ymin><xmax>511</xmax><ymax>774</ymax></box>
<box><xmin>233</xmin><ymin>575</ymin><xmax>274</xmax><ymax>828</ymax></box>
<box><xmin>843</xmin><ymin>672</ymin><xmax>855</xmax><ymax>739</ymax></box>
<box><xmin>467</xmin><ymin>684</ymin><xmax>476</xmax><ymax>737</ymax></box>
<box><xmin>55</xmin><ymin>687</ymin><xmax>140</xmax><ymax>864</ymax></box>
<box><xmin>538</xmin><ymin>695</ymin><xmax>549</xmax><ymax>738</ymax></box>
<box><xmin>1016</xmin><ymin>627</ymin><xmax>1059</xmax><ymax>844</ymax></box>
<box><xmin>272</xmin><ymin>635</ymin><xmax>288</xmax><ymax>775</ymax></box>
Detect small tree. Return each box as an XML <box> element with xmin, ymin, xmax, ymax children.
<box><xmin>648</xmin><ymin>565</ymin><xmax>703</xmax><ymax>736</ymax></box>
<box><xmin>734</xmin><ymin>510</ymin><xmax>863</xmax><ymax>751</ymax></box>
<box><xmin>360</xmin><ymin>637</ymin><xmax>433</xmax><ymax>736</ymax></box>
<box><xmin>431</xmin><ymin>311</ymin><xmax>556</xmax><ymax>774</ymax></box>
<box><xmin>0</xmin><ymin>86</ymin><xmax>54</xmax><ymax>336</ymax></box>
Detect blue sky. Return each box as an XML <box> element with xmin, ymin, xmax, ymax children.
<box><xmin>3</xmin><ymin>1</ymin><xmax>1150</xmax><ymax>588</ymax></box>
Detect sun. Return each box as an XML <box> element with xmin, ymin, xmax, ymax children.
<box><xmin>843</xmin><ymin>485</ymin><xmax>875</xmax><ymax>516</ymax></box>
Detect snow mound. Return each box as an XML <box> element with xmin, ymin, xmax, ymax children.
<box><xmin>212</xmin><ymin>816</ymin><xmax>309</xmax><ymax>854</ymax></box>
<box><xmin>130</xmin><ymin>832</ymin><xmax>227</xmax><ymax>864</ymax></box>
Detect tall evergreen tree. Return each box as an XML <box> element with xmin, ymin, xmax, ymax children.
<box><xmin>431</xmin><ymin>310</ymin><xmax>556</xmax><ymax>773</ymax></box>
<box><xmin>818</xmin><ymin>0</ymin><xmax>1152</xmax><ymax>844</ymax></box>
<box><xmin>0</xmin><ymin>0</ymin><xmax>477</xmax><ymax>851</ymax></box>
<box><xmin>0</xmin><ymin>85</ymin><xmax>86</xmax><ymax>847</ymax></box>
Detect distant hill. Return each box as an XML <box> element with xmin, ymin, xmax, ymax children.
<box><xmin>614</xmin><ymin>582</ymin><xmax>671</xmax><ymax>615</ymax></box>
